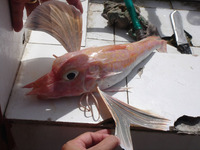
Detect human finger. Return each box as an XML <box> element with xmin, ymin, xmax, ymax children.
<box><xmin>62</xmin><ymin>130</ymin><xmax>110</xmax><ymax>150</ymax></box>
<box><xmin>95</xmin><ymin>129</ymin><xmax>110</xmax><ymax>134</ymax></box>
<box><xmin>88</xmin><ymin>135</ymin><xmax>120</xmax><ymax>150</ymax></box>
<box><xmin>25</xmin><ymin>0</ymin><xmax>39</xmax><ymax>16</ymax></box>
<box><xmin>66</xmin><ymin>0</ymin><xmax>83</xmax><ymax>13</ymax></box>
<box><xmin>25</xmin><ymin>0</ymin><xmax>52</xmax><ymax>16</ymax></box>
<box><xmin>10</xmin><ymin>0</ymin><xmax>25</xmax><ymax>32</ymax></box>
<box><xmin>10</xmin><ymin>0</ymin><xmax>39</xmax><ymax>32</ymax></box>
<box><xmin>73</xmin><ymin>131</ymin><xmax>110</xmax><ymax>148</ymax></box>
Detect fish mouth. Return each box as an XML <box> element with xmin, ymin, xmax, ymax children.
<box><xmin>24</xmin><ymin>71</ymin><xmax>85</xmax><ymax>99</ymax></box>
<box><xmin>23</xmin><ymin>72</ymin><xmax>60</xmax><ymax>99</ymax></box>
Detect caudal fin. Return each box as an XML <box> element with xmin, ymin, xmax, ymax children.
<box><xmin>142</xmin><ymin>36</ymin><xmax>167</xmax><ymax>53</ymax></box>
<box><xmin>25</xmin><ymin>1</ymin><xmax>82</xmax><ymax>52</ymax></box>
<box><xmin>157</xmin><ymin>39</ymin><xmax>167</xmax><ymax>53</ymax></box>
<box><xmin>97</xmin><ymin>87</ymin><xmax>170</xmax><ymax>150</ymax></box>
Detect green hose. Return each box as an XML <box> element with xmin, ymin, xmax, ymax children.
<box><xmin>124</xmin><ymin>0</ymin><xmax>144</xmax><ymax>40</ymax></box>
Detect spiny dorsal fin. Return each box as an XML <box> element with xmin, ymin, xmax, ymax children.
<box><xmin>25</xmin><ymin>1</ymin><xmax>82</xmax><ymax>52</ymax></box>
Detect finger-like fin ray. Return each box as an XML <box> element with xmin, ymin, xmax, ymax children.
<box><xmin>25</xmin><ymin>1</ymin><xmax>82</xmax><ymax>52</ymax></box>
<box><xmin>97</xmin><ymin>87</ymin><xmax>170</xmax><ymax>150</ymax></box>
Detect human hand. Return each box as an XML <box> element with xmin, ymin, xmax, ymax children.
<box><xmin>9</xmin><ymin>0</ymin><xmax>83</xmax><ymax>32</ymax></box>
<box><xmin>62</xmin><ymin>129</ymin><xmax>120</xmax><ymax>150</ymax></box>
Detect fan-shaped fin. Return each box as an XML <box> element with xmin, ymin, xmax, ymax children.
<box><xmin>25</xmin><ymin>1</ymin><xmax>82</xmax><ymax>52</ymax></box>
<box><xmin>97</xmin><ymin>87</ymin><xmax>170</xmax><ymax>150</ymax></box>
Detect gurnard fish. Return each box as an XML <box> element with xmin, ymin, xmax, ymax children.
<box><xmin>24</xmin><ymin>1</ymin><xmax>169</xmax><ymax>150</ymax></box>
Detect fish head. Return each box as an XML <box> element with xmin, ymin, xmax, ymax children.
<box><xmin>24</xmin><ymin>52</ymin><xmax>101</xmax><ymax>99</ymax></box>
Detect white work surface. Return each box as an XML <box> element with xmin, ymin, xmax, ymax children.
<box><xmin>5</xmin><ymin>0</ymin><xmax>200</xmax><ymax>130</ymax></box>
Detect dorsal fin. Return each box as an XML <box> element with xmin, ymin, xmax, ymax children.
<box><xmin>25</xmin><ymin>1</ymin><xmax>82</xmax><ymax>52</ymax></box>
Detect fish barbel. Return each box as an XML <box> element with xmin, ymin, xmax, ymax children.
<box><xmin>24</xmin><ymin>1</ymin><xmax>169</xmax><ymax>150</ymax></box>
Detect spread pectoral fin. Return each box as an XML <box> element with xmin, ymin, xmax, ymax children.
<box><xmin>97</xmin><ymin>87</ymin><xmax>170</xmax><ymax>150</ymax></box>
<box><xmin>25</xmin><ymin>1</ymin><xmax>82</xmax><ymax>52</ymax></box>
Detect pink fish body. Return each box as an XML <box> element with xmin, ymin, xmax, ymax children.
<box><xmin>25</xmin><ymin>1</ymin><xmax>169</xmax><ymax>150</ymax></box>
<box><xmin>25</xmin><ymin>36</ymin><xmax>166</xmax><ymax>99</ymax></box>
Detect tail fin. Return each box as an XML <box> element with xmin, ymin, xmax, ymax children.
<box><xmin>25</xmin><ymin>1</ymin><xmax>82</xmax><ymax>52</ymax></box>
<box><xmin>97</xmin><ymin>87</ymin><xmax>170</xmax><ymax>150</ymax></box>
<box><xmin>144</xmin><ymin>36</ymin><xmax>167</xmax><ymax>53</ymax></box>
<box><xmin>157</xmin><ymin>39</ymin><xmax>167</xmax><ymax>53</ymax></box>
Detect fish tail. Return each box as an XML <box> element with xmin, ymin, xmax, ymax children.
<box><xmin>157</xmin><ymin>39</ymin><xmax>167</xmax><ymax>53</ymax></box>
<box><xmin>140</xmin><ymin>36</ymin><xmax>167</xmax><ymax>53</ymax></box>
<box><xmin>97</xmin><ymin>87</ymin><xmax>170</xmax><ymax>150</ymax></box>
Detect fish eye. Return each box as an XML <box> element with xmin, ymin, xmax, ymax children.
<box><xmin>63</xmin><ymin>70</ymin><xmax>79</xmax><ymax>80</ymax></box>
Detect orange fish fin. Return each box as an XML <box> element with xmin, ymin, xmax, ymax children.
<box><xmin>25</xmin><ymin>1</ymin><xmax>82</xmax><ymax>52</ymax></box>
<box><xmin>97</xmin><ymin>87</ymin><xmax>170</xmax><ymax>150</ymax></box>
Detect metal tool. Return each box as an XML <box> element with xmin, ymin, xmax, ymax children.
<box><xmin>170</xmin><ymin>10</ymin><xmax>192</xmax><ymax>54</ymax></box>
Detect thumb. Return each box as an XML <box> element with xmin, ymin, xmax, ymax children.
<box><xmin>89</xmin><ymin>135</ymin><xmax>120</xmax><ymax>150</ymax></box>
